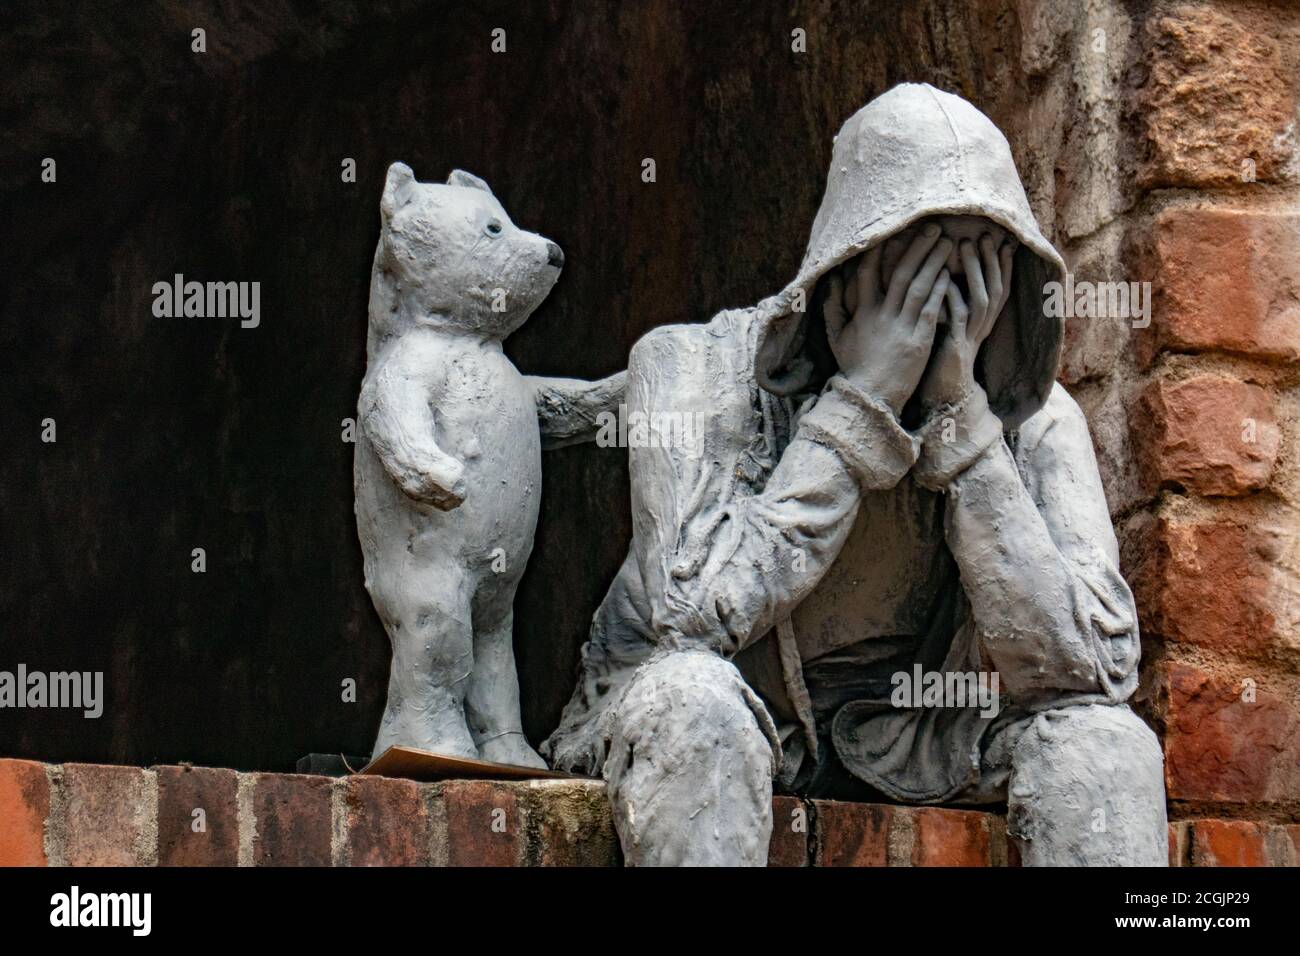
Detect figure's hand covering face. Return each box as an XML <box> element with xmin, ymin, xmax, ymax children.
<box><xmin>822</xmin><ymin>223</ymin><xmax>952</xmax><ymax>415</ymax></box>
<box><xmin>822</xmin><ymin>215</ymin><xmax>1017</xmax><ymax>417</ymax></box>
<box><xmin>880</xmin><ymin>216</ymin><xmax>1009</xmax><ymax>309</ymax></box>
<box><xmin>912</xmin><ymin>216</ymin><xmax>1017</xmax><ymax>413</ymax></box>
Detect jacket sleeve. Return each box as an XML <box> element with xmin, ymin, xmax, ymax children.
<box><xmin>651</xmin><ymin>373</ymin><xmax>921</xmax><ymax>656</ymax></box>
<box><xmin>527</xmin><ymin>371</ymin><xmax>627</xmax><ymax>449</ymax></box>
<box><xmin>938</xmin><ymin>384</ymin><xmax>1140</xmax><ymax>704</ymax></box>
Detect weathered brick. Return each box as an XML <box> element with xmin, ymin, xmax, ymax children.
<box><xmin>811</xmin><ymin>800</ymin><xmax>889</xmax><ymax>867</ymax></box>
<box><xmin>0</xmin><ymin>759</ymin><xmax>49</xmax><ymax>866</ymax></box>
<box><xmin>1158</xmin><ymin>662</ymin><xmax>1300</xmax><ymax>803</ymax></box>
<box><xmin>1142</xmin><ymin>208</ymin><xmax>1300</xmax><ymax>363</ymax></box>
<box><xmin>250</xmin><ymin>772</ymin><xmax>333</xmax><ymax>867</ymax></box>
<box><xmin>1285</xmin><ymin>825</ymin><xmax>1300</xmax><ymax>866</ymax></box>
<box><xmin>1129</xmin><ymin>515</ymin><xmax>1297</xmax><ymax>658</ymax></box>
<box><xmin>1016</xmin><ymin>0</ymin><xmax>1076</xmax><ymax>77</ymax></box>
<box><xmin>990</xmin><ymin>815</ymin><xmax>1019</xmax><ymax>867</ymax></box>
<box><xmin>440</xmin><ymin>780</ymin><xmax>525</xmax><ymax>867</ymax></box>
<box><xmin>768</xmin><ymin>795</ymin><xmax>809</xmax><ymax>867</ymax></box>
<box><xmin>1135</xmin><ymin>5</ymin><xmax>1294</xmax><ymax>188</ymax></box>
<box><xmin>526</xmin><ymin>780</ymin><xmax>619</xmax><ymax>867</ymax></box>
<box><xmin>61</xmin><ymin>764</ymin><xmax>156</xmax><ymax>866</ymax></box>
<box><xmin>343</xmin><ymin>775</ymin><xmax>430</xmax><ymax>867</ymax></box>
<box><xmin>1133</xmin><ymin>374</ymin><xmax>1280</xmax><ymax>496</ymax></box>
<box><xmin>909</xmin><ymin>807</ymin><xmax>992</xmax><ymax>866</ymax></box>
<box><xmin>1168</xmin><ymin>821</ymin><xmax>1190</xmax><ymax>867</ymax></box>
<box><xmin>1264</xmin><ymin>823</ymin><xmax>1298</xmax><ymax>866</ymax></box>
<box><xmin>1190</xmin><ymin>820</ymin><xmax>1269</xmax><ymax>867</ymax></box>
<box><xmin>28</xmin><ymin>761</ymin><xmax>1026</xmax><ymax>868</ymax></box>
<box><xmin>156</xmin><ymin>765</ymin><xmax>239</xmax><ymax>866</ymax></box>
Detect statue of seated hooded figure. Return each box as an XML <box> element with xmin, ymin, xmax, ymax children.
<box><xmin>542</xmin><ymin>83</ymin><xmax>1168</xmax><ymax>867</ymax></box>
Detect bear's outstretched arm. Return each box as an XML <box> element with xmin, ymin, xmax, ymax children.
<box><xmin>359</xmin><ymin>335</ymin><xmax>467</xmax><ymax>510</ymax></box>
<box><xmin>527</xmin><ymin>370</ymin><xmax>627</xmax><ymax>450</ymax></box>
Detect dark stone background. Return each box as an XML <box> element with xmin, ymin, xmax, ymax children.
<box><xmin>1</xmin><ymin>0</ymin><xmax>1042</xmax><ymax>770</ymax></box>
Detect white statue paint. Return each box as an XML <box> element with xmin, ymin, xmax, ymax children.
<box><xmin>354</xmin><ymin>163</ymin><xmax>623</xmax><ymax>768</ymax></box>
<box><xmin>543</xmin><ymin>84</ymin><xmax>1168</xmax><ymax>866</ymax></box>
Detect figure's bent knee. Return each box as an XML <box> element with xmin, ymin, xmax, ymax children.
<box><xmin>1008</xmin><ymin>704</ymin><xmax>1167</xmax><ymax>866</ymax></box>
<box><xmin>1016</xmin><ymin>704</ymin><xmax>1163</xmax><ymax>779</ymax></box>
<box><xmin>603</xmin><ymin>651</ymin><xmax>778</xmax><ymax>866</ymax></box>
<box><xmin>608</xmin><ymin>651</ymin><xmax>777</xmax><ymax>767</ymax></box>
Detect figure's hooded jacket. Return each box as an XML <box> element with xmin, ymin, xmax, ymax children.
<box><xmin>543</xmin><ymin>84</ymin><xmax>1141</xmax><ymax>802</ymax></box>
<box><xmin>754</xmin><ymin>83</ymin><xmax>1064</xmax><ymax>427</ymax></box>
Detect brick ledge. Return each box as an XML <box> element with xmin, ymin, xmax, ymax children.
<box><xmin>1</xmin><ymin>759</ymin><xmax>1292</xmax><ymax>866</ymax></box>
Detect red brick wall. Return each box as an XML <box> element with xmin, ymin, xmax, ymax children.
<box><xmin>1108</xmin><ymin>1</ymin><xmax>1300</xmax><ymax>842</ymax></box>
<box><xmin>1026</xmin><ymin>0</ymin><xmax>1299</xmax><ymax>851</ymax></box>
<box><xmin>0</xmin><ymin>760</ymin><xmax>619</xmax><ymax>868</ymax></box>
<box><xmin>1</xmin><ymin>760</ymin><xmax>1010</xmax><ymax>867</ymax></box>
<box><xmin>5</xmin><ymin>759</ymin><xmax>1299</xmax><ymax>866</ymax></box>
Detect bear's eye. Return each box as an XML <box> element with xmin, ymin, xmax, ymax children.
<box><xmin>485</xmin><ymin>218</ymin><xmax>503</xmax><ymax>238</ymax></box>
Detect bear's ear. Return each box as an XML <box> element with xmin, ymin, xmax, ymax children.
<box><xmin>381</xmin><ymin>162</ymin><xmax>416</xmax><ymax>218</ymax></box>
<box><xmin>447</xmin><ymin>169</ymin><xmax>494</xmax><ymax>195</ymax></box>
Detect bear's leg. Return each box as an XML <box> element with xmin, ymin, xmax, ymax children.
<box><xmin>372</xmin><ymin>564</ymin><xmax>478</xmax><ymax>760</ymax></box>
<box><xmin>465</xmin><ymin>607</ymin><xmax>546</xmax><ymax>769</ymax></box>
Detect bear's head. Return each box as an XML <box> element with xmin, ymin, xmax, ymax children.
<box><xmin>372</xmin><ymin>162</ymin><xmax>564</xmax><ymax>339</ymax></box>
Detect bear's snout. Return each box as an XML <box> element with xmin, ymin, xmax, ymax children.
<box><xmin>546</xmin><ymin>241</ymin><xmax>564</xmax><ymax>269</ymax></box>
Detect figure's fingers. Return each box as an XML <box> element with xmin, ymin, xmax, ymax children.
<box><xmin>959</xmin><ymin>239</ymin><xmax>988</xmax><ymax>337</ymax></box>
<box><xmin>854</xmin><ymin>244</ymin><xmax>883</xmax><ymax>317</ymax></box>
<box><xmin>901</xmin><ymin>239</ymin><xmax>953</xmax><ymax>324</ymax></box>
<box><xmin>881</xmin><ymin>236</ymin><xmax>902</xmax><ymax>289</ymax></box>
<box><xmin>944</xmin><ymin>279</ymin><xmax>969</xmax><ymax>338</ymax></box>
<box><xmin>998</xmin><ymin>241</ymin><xmax>1015</xmax><ymax>311</ymax></box>
<box><xmin>913</xmin><ymin>269</ymin><xmax>950</xmax><ymax>347</ymax></box>
<box><xmin>884</xmin><ymin>224</ymin><xmax>942</xmax><ymax>314</ymax></box>
<box><xmin>823</xmin><ymin>273</ymin><xmax>847</xmax><ymax>345</ymax></box>
<box><xmin>976</xmin><ymin>234</ymin><xmax>1002</xmax><ymax>340</ymax></box>
<box><xmin>980</xmin><ymin>235</ymin><xmax>1002</xmax><ymax>306</ymax></box>
<box><xmin>843</xmin><ymin>258</ymin><xmax>859</xmax><ymax>316</ymax></box>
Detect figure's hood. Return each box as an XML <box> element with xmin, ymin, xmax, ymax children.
<box><xmin>754</xmin><ymin>83</ymin><xmax>1066</xmax><ymax>429</ymax></box>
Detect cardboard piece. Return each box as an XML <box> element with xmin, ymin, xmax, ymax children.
<box><xmin>358</xmin><ymin>745</ymin><xmax>582</xmax><ymax>782</ymax></box>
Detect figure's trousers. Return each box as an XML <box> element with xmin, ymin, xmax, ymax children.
<box><xmin>603</xmin><ymin>650</ymin><xmax>1169</xmax><ymax>867</ymax></box>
